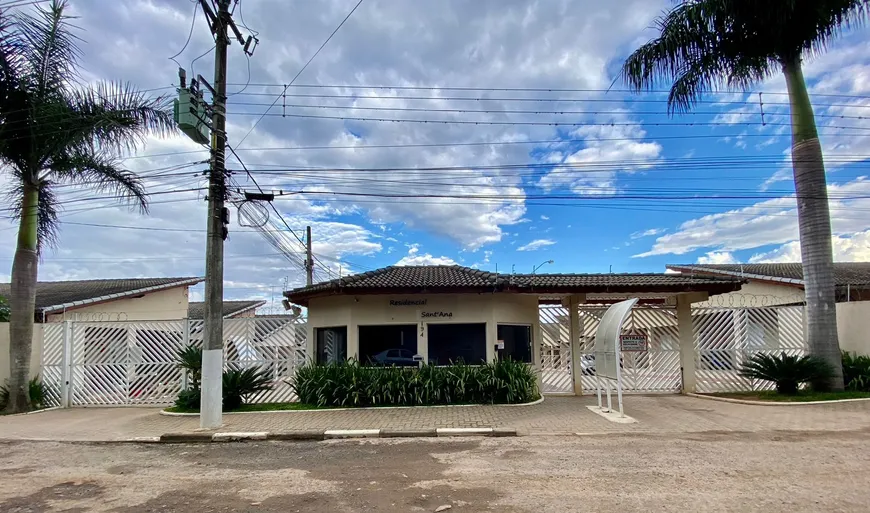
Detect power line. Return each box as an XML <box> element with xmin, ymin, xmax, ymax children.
<box><xmin>226</xmin><ymin>143</ymin><xmax>333</xmax><ymax>276</ymax></box>
<box><xmin>225</xmin><ymin>100</ymin><xmax>870</xmax><ymax>121</ymax></box>
<box><xmin>224</xmin><ymin>110</ymin><xmax>870</xmax><ymax>130</ymax></box>
<box><xmin>235</xmin><ymin>0</ymin><xmax>366</xmax><ymax>148</ymax></box>
<box><xmin>117</xmin><ymin>131</ymin><xmax>870</xmax><ymax>161</ymax></box>
<box><xmin>227</xmin><ymin>82</ymin><xmax>870</xmax><ymax>100</ymax></box>
<box><xmin>168</xmin><ymin>1</ymin><xmax>199</xmax><ymax>69</ymax></box>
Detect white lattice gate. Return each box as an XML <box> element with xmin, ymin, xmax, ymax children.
<box><xmin>579</xmin><ymin>306</ymin><xmax>682</xmax><ymax>393</ymax></box>
<box><xmin>693</xmin><ymin>305</ymin><xmax>806</xmax><ymax>392</ymax></box>
<box><xmin>539</xmin><ymin>305</ymin><xmax>681</xmax><ymax>394</ymax></box>
<box><xmin>40</xmin><ymin>317</ymin><xmax>307</xmax><ymax>407</ymax></box>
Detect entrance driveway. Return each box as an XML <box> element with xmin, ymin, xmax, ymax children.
<box><xmin>1</xmin><ymin>395</ymin><xmax>869</xmax><ymax>442</ymax></box>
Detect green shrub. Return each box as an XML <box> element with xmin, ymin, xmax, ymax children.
<box><xmin>172</xmin><ymin>345</ymin><xmax>273</xmax><ymax>411</ymax></box>
<box><xmin>222</xmin><ymin>367</ymin><xmax>273</xmax><ymax>411</ymax></box>
<box><xmin>740</xmin><ymin>352</ymin><xmax>834</xmax><ymax>395</ymax></box>
<box><xmin>290</xmin><ymin>358</ymin><xmax>540</xmax><ymax>407</ymax></box>
<box><xmin>842</xmin><ymin>351</ymin><xmax>870</xmax><ymax>392</ymax></box>
<box><xmin>0</xmin><ymin>376</ymin><xmax>47</xmax><ymax>410</ymax></box>
<box><xmin>175</xmin><ymin>344</ymin><xmax>203</xmax><ymax>389</ymax></box>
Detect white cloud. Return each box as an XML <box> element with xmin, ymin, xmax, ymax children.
<box><xmin>635</xmin><ymin>177</ymin><xmax>870</xmax><ymax>258</ymax></box>
<box><xmin>697</xmin><ymin>251</ymin><xmax>738</xmax><ymax>264</ymax></box>
<box><xmin>395</xmin><ymin>244</ymin><xmax>456</xmax><ymax>266</ymax></box>
<box><xmin>630</xmin><ymin>228</ymin><xmax>664</xmax><ymax>239</ymax></box>
<box><xmin>517</xmin><ymin>239</ymin><xmax>556</xmax><ymax>252</ymax></box>
<box><xmin>537</xmin><ymin>122</ymin><xmax>662</xmax><ymax>195</ymax></box>
<box><xmin>750</xmin><ymin>230</ymin><xmax>870</xmax><ymax>263</ymax></box>
<box><xmin>540</xmin><ymin>215</ymin><xmax>550</xmax><ymax>220</ymax></box>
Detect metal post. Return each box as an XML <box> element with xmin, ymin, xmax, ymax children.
<box><xmin>61</xmin><ymin>321</ymin><xmax>73</xmax><ymax>408</ymax></box>
<box><xmin>306</xmin><ymin>226</ymin><xmax>313</xmax><ymax>286</ymax></box>
<box><xmin>201</xmin><ymin>0</ymin><xmax>231</xmax><ymax>429</ymax></box>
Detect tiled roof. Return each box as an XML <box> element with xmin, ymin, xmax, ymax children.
<box><xmin>285</xmin><ymin>265</ymin><xmax>741</xmax><ymax>304</ymax></box>
<box><xmin>188</xmin><ymin>300</ymin><xmax>266</xmax><ymax>319</ymax></box>
<box><xmin>0</xmin><ymin>277</ymin><xmax>203</xmax><ymax>313</ymax></box>
<box><xmin>667</xmin><ymin>263</ymin><xmax>870</xmax><ymax>286</ymax></box>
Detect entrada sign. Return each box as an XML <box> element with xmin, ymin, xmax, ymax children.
<box><xmin>620</xmin><ymin>334</ymin><xmax>648</xmax><ymax>352</ymax></box>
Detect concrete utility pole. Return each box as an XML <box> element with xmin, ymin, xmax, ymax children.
<box><xmin>200</xmin><ymin>0</ymin><xmax>232</xmax><ymax>429</ymax></box>
<box><xmin>306</xmin><ymin>225</ymin><xmax>314</xmax><ymax>286</ymax></box>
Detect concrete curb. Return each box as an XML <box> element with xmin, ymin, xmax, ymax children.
<box><xmin>152</xmin><ymin>427</ymin><xmax>518</xmax><ymax>443</ymax></box>
<box><xmin>688</xmin><ymin>392</ymin><xmax>870</xmax><ymax>406</ymax></box>
<box><xmin>159</xmin><ymin>396</ymin><xmax>545</xmax><ymax>417</ymax></box>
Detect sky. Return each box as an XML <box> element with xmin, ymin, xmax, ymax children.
<box><xmin>1</xmin><ymin>0</ymin><xmax>869</xmax><ymax>313</ymax></box>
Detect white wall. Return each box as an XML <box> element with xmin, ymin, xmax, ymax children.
<box><xmin>305</xmin><ymin>293</ymin><xmax>540</xmax><ymax>365</ymax></box>
<box><xmin>837</xmin><ymin>302</ymin><xmax>870</xmax><ymax>356</ymax></box>
<box><xmin>0</xmin><ymin>323</ymin><xmax>43</xmax><ymax>384</ymax></box>
<box><xmin>45</xmin><ymin>286</ymin><xmax>190</xmax><ymax>322</ymax></box>
<box><xmin>694</xmin><ymin>280</ymin><xmax>805</xmax><ymax>307</ymax></box>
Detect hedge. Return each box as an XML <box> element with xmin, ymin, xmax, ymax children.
<box><xmin>290</xmin><ymin>358</ymin><xmax>540</xmax><ymax>407</ymax></box>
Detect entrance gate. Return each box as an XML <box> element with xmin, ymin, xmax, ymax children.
<box><xmin>539</xmin><ymin>305</ymin><xmax>681</xmax><ymax>394</ymax></box>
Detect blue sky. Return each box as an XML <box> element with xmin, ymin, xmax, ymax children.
<box><xmin>1</xmin><ymin>0</ymin><xmax>869</xmax><ymax>311</ymax></box>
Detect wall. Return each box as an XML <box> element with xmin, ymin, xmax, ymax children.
<box><xmin>837</xmin><ymin>302</ymin><xmax>870</xmax><ymax>355</ymax></box>
<box><xmin>306</xmin><ymin>293</ymin><xmax>540</xmax><ymax>365</ymax></box>
<box><xmin>45</xmin><ymin>286</ymin><xmax>190</xmax><ymax>322</ymax></box>
<box><xmin>694</xmin><ymin>280</ymin><xmax>804</xmax><ymax>308</ymax></box>
<box><xmin>0</xmin><ymin>323</ymin><xmax>44</xmax><ymax>384</ymax></box>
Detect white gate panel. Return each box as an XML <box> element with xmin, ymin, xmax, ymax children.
<box><xmin>579</xmin><ymin>306</ymin><xmax>681</xmax><ymax>393</ymax></box>
<box><xmin>539</xmin><ymin>305</ymin><xmax>572</xmax><ymax>394</ymax></box>
<box><xmin>39</xmin><ymin>323</ymin><xmax>65</xmax><ymax>407</ymax></box>
<box><xmin>693</xmin><ymin>306</ymin><xmax>806</xmax><ymax>392</ymax></box>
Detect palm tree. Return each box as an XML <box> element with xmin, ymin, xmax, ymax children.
<box><xmin>0</xmin><ymin>1</ymin><xmax>175</xmax><ymax>412</ymax></box>
<box><xmin>621</xmin><ymin>0</ymin><xmax>870</xmax><ymax>391</ymax></box>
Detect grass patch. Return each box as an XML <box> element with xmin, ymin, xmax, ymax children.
<box><xmin>164</xmin><ymin>402</ymin><xmax>329</xmax><ymax>414</ymax></box>
<box><xmin>709</xmin><ymin>390</ymin><xmax>870</xmax><ymax>402</ymax></box>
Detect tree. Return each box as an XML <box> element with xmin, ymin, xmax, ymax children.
<box><xmin>0</xmin><ymin>1</ymin><xmax>175</xmax><ymax>412</ymax></box>
<box><xmin>0</xmin><ymin>296</ymin><xmax>9</xmax><ymax>322</ymax></box>
<box><xmin>621</xmin><ymin>0</ymin><xmax>870</xmax><ymax>391</ymax></box>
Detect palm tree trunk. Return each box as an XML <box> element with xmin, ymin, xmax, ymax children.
<box><xmin>782</xmin><ymin>55</ymin><xmax>844</xmax><ymax>391</ymax></box>
<box><xmin>5</xmin><ymin>182</ymin><xmax>39</xmax><ymax>413</ymax></box>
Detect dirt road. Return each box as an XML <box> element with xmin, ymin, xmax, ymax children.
<box><xmin>2</xmin><ymin>430</ymin><xmax>869</xmax><ymax>512</ymax></box>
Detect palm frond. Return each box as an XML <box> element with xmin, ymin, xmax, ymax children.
<box><xmin>12</xmin><ymin>0</ymin><xmax>81</xmax><ymax>100</ymax></box>
<box><xmin>48</xmin><ymin>150</ymin><xmax>148</xmax><ymax>214</ymax></box>
<box><xmin>66</xmin><ymin>81</ymin><xmax>176</xmax><ymax>156</ymax></box>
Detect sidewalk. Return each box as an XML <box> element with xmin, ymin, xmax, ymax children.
<box><xmin>1</xmin><ymin>395</ymin><xmax>869</xmax><ymax>442</ymax></box>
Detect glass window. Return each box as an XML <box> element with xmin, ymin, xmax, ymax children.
<box><xmin>358</xmin><ymin>325</ymin><xmax>417</xmax><ymax>366</ymax></box>
<box><xmin>315</xmin><ymin>327</ymin><xmax>347</xmax><ymax>364</ymax></box>
<box><xmin>497</xmin><ymin>324</ymin><xmax>532</xmax><ymax>363</ymax></box>
<box><xmin>428</xmin><ymin>323</ymin><xmax>487</xmax><ymax>365</ymax></box>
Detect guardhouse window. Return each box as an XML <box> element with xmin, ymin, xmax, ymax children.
<box><xmin>315</xmin><ymin>326</ymin><xmax>347</xmax><ymax>364</ymax></box>
<box><xmin>497</xmin><ymin>324</ymin><xmax>532</xmax><ymax>363</ymax></box>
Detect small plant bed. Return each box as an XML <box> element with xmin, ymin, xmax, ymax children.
<box><xmin>164</xmin><ymin>402</ymin><xmax>329</xmax><ymax>414</ymax></box>
<box><xmin>706</xmin><ymin>390</ymin><xmax>870</xmax><ymax>402</ymax></box>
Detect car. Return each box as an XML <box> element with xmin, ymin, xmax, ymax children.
<box><xmin>580</xmin><ymin>354</ymin><xmax>596</xmax><ymax>375</ymax></box>
<box><xmin>370</xmin><ymin>348</ymin><xmax>417</xmax><ymax>366</ymax></box>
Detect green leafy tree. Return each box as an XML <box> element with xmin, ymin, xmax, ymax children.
<box><xmin>621</xmin><ymin>0</ymin><xmax>870</xmax><ymax>390</ymax></box>
<box><xmin>0</xmin><ymin>296</ymin><xmax>9</xmax><ymax>322</ymax></box>
<box><xmin>0</xmin><ymin>1</ymin><xmax>175</xmax><ymax>413</ymax></box>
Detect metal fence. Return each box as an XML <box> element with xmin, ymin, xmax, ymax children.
<box><xmin>41</xmin><ymin>317</ymin><xmax>306</xmax><ymax>407</ymax></box>
<box><xmin>693</xmin><ymin>306</ymin><xmax>806</xmax><ymax>392</ymax></box>
<box><xmin>539</xmin><ymin>303</ymin><xmax>806</xmax><ymax>395</ymax></box>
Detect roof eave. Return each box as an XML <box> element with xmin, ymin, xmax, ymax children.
<box><xmin>39</xmin><ymin>277</ymin><xmax>205</xmax><ymax>315</ymax></box>
<box><xmin>223</xmin><ymin>300</ymin><xmax>267</xmax><ymax>319</ymax></box>
<box><xmin>666</xmin><ymin>265</ymin><xmax>805</xmax><ymax>286</ymax></box>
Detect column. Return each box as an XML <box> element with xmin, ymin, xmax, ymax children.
<box><xmin>533</xmin><ymin>304</ymin><xmax>543</xmax><ymax>394</ymax></box>
<box><xmin>569</xmin><ymin>294</ymin><xmax>583</xmax><ymax>396</ymax></box>
<box><xmin>677</xmin><ymin>294</ymin><xmax>696</xmax><ymax>394</ymax></box>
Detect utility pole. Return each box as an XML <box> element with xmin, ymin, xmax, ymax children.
<box><xmin>200</xmin><ymin>0</ymin><xmax>231</xmax><ymax>430</ymax></box>
<box><xmin>188</xmin><ymin>0</ymin><xmax>257</xmax><ymax>429</ymax></box>
<box><xmin>306</xmin><ymin>225</ymin><xmax>314</xmax><ymax>286</ymax></box>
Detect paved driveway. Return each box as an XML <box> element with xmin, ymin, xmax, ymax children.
<box><xmin>1</xmin><ymin>395</ymin><xmax>869</xmax><ymax>441</ymax></box>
